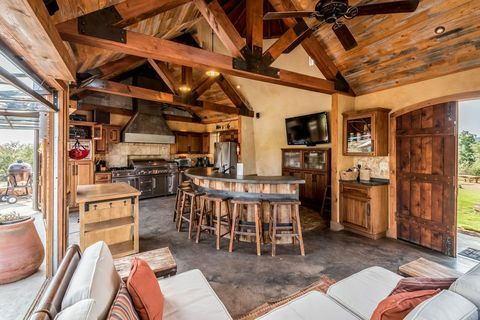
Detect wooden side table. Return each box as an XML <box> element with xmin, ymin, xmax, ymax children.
<box><xmin>114</xmin><ymin>247</ymin><xmax>177</xmax><ymax>281</ymax></box>
<box><xmin>399</xmin><ymin>258</ymin><xmax>464</xmax><ymax>278</ymax></box>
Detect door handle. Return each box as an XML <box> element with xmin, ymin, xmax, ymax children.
<box><xmin>366</xmin><ymin>203</ymin><xmax>371</xmax><ymax>216</ymax></box>
<box><xmin>153</xmin><ymin>178</ymin><xmax>156</xmax><ymax>189</ymax></box>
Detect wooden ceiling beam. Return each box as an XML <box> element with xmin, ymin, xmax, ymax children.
<box><xmin>0</xmin><ymin>0</ymin><xmax>76</xmax><ymax>82</ymax></box>
<box><xmin>181</xmin><ymin>66</ymin><xmax>193</xmax><ymax>88</ymax></box>
<box><xmin>192</xmin><ymin>76</ymin><xmax>217</xmax><ymax>99</ymax></box>
<box><xmin>77</xmin><ymin>103</ymin><xmax>134</xmax><ymax>116</ymax></box>
<box><xmin>57</xmin><ymin>19</ymin><xmax>342</xmax><ymax>95</ymax></box>
<box><xmin>216</xmin><ymin>75</ymin><xmax>252</xmax><ymax>112</ymax></box>
<box><xmin>147</xmin><ymin>59</ymin><xmax>179</xmax><ymax>94</ymax></box>
<box><xmin>83</xmin><ymin>79</ymin><xmax>244</xmax><ymax>116</ymax></box>
<box><xmin>193</xmin><ymin>0</ymin><xmax>247</xmax><ymax>59</ymax></box>
<box><xmin>263</xmin><ymin>23</ymin><xmax>313</xmax><ymax>63</ymax></box>
<box><xmin>246</xmin><ymin>0</ymin><xmax>264</xmax><ymax>52</ymax></box>
<box><xmin>268</xmin><ymin>0</ymin><xmax>339</xmax><ymax>82</ymax></box>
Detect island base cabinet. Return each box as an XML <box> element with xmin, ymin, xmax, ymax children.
<box><xmin>340</xmin><ymin>182</ymin><xmax>388</xmax><ymax>240</ymax></box>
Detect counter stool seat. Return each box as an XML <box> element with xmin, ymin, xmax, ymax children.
<box><xmin>229</xmin><ymin>199</ymin><xmax>264</xmax><ymax>256</ymax></box>
<box><xmin>177</xmin><ymin>189</ymin><xmax>205</xmax><ymax>239</ymax></box>
<box><xmin>269</xmin><ymin>200</ymin><xmax>305</xmax><ymax>257</ymax></box>
<box><xmin>196</xmin><ymin>194</ymin><xmax>232</xmax><ymax>250</ymax></box>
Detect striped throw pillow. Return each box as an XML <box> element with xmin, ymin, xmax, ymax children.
<box><xmin>108</xmin><ymin>283</ymin><xmax>140</xmax><ymax>320</ymax></box>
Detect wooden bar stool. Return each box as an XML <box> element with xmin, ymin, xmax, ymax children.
<box><xmin>229</xmin><ymin>199</ymin><xmax>263</xmax><ymax>256</ymax></box>
<box><xmin>173</xmin><ymin>184</ymin><xmax>192</xmax><ymax>223</ymax></box>
<box><xmin>177</xmin><ymin>189</ymin><xmax>205</xmax><ymax>239</ymax></box>
<box><xmin>196</xmin><ymin>194</ymin><xmax>231</xmax><ymax>250</ymax></box>
<box><xmin>268</xmin><ymin>200</ymin><xmax>305</xmax><ymax>257</ymax></box>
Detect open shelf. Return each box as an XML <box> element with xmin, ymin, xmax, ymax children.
<box><xmin>84</xmin><ymin>216</ymin><xmax>134</xmax><ymax>232</ymax></box>
<box><xmin>110</xmin><ymin>240</ymin><xmax>136</xmax><ymax>258</ymax></box>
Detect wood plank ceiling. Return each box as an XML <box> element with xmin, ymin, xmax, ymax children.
<box><xmin>292</xmin><ymin>0</ymin><xmax>480</xmax><ymax>94</ymax></box>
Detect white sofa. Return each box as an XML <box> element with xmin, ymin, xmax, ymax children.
<box><xmin>259</xmin><ymin>266</ymin><xmax>480</xmax><ymax>320</ymax></box>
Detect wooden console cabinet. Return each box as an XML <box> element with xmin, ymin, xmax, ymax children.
<box><xmin>340</xmin><ymin>181</ymin><xmax>388</xmax><ymax>239</ymax></box>
<box><xmin>282</xmin><ymin>148</ymin><xmax>330</xmax><ymax>212</ymax></box>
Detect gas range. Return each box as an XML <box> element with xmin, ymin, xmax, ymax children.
<box><xmin>111</xmin><ymin>167</ymin><xmax>136</xmax><ymax>178</ymax></box>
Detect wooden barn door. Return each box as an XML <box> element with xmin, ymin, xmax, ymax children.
<box><xmin>396</xmin><ymin>102</ymin><xmax>458</xmax><ymax>257</ymax></box>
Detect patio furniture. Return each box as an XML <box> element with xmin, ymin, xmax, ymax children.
<box><xmin>229</xmin><ymin>199</ymin><xmax>263</xmax><ymax>256</ymax></box>
<box><xmin>177</xmin><ymin>188</ymin><xmax>205</xmax><ymax>239</ymax></box>
<box><xmin>113</xmin><ymin>247</ymin><xmax>177</xmax><ymax>281</ymax></box>
<box><xmin>399</xmin><ymin>257</ymin><xmax>464</xmax><ymax>278</ymax></box>
<box><xmin>196</xmin><ymin>194</ymin><xmax>231</xmax><ymax>250</ymax></box>
<box><xmin>459</xmin><ymin>175</ymin><xmax>480</xmax><ymax>183</ymax></box>
<box><xmin>268</xmin><ymin>200</ymin><xmax>305</xmax><ymax>256</ymax></box>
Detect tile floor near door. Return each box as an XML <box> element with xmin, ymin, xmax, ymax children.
<box><xmin>70</xmin><ymin>196</ymin><xmax>477</xmax><ymax>318</ymax></box>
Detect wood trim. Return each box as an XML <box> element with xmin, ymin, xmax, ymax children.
<box><xmin>331</xmin><ymin>94</ymin><xmax>340</xmax><ymax>226</ymax></box>
<box><xmin>192</xmin><ymin>76</ymin><xmax>217</xmax><ymax>98</ymax></box>
<box><xmin>216</xmin><ymin>75</ymin><xmax>251</xmax><ymax>110</ymax></box>
<box><xmin>263</xmin><ymin>26</ymin><xmax>312</xmax><ymax>63</ymax></box>
<box><xmin>193</xmin><ymin>0</ymin><xmax>247</xmax><ymax>59</ymax></box>
<box><xmin>57</xmin><ymin>19</ymin><xmax>341</xmax><ymax>95</ymax></box>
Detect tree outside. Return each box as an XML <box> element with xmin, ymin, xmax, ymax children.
<box><xmin>0</xmin><ymin>142</ymin><xmax>34</xmax><ymax>183</ymax></box>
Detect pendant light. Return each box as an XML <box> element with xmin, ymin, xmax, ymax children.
<box><xmin>206</xmin><ymin>29</ymin><xmax>220</xmax><ymax>78</ymax></box>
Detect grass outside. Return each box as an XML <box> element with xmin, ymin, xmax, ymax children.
<box><xmin>458</xmin><ymin>187</ymin><xmax>480</xmax><ymax>233</ymax></box>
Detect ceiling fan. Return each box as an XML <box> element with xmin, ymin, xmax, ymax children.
<box><xmin>264</xmin><ymin>0</ymin><xmax>420</xmax><ymax>51</ymax></box>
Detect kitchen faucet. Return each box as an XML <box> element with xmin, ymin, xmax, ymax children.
<box><xmin>221</xmin><ymin>164</ymin><xmax>235</xmax><ymax>173</ymax></box>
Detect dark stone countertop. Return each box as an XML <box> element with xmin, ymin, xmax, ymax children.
<box><xmin>339</xmin><ymin>178</ymin><xmax>390</xmax><ymax>186</ymax></box>
<box><xmin>185</xmin><ymin>167</ymin><xmax>305</xmax><ymax>184</ymax></box>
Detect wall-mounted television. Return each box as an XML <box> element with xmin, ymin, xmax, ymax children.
<box><xmin>285</xmin><ymin>112</ymin><xmax>330</xmax><ymax>146</ymax></box>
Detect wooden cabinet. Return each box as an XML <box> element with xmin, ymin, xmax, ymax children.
<box><xmin>95</xmin><ymin>125</ymin><xmax>121</xmax><ymax>153</ymax></box>
<box><xmin>69</xmin><ymin>161</ymin><xmax>94</xmax><ymax>208</ymax></box>
<box><xmin>340</xmin><ymin>181</ymin><xmax>388</xmax><ymax>239</ymax></box>
<box><xmin>282</xmin><ymin>148</ymin><xmax>330</xmax><ymax>212</ymax></box>
<box><xmin>342</xmin><ymin>108</ymin><xmax>390</xmax><ymax>156</ymax></box>
<box><xmin>172</xmin><ymin>132</ymin><xmax>210</xmax><ymax>154</ymax></box>
<box><xmin>219</xmin><ymin>130</ymin><xmax>238</xmax><ymax>142</ymax></box>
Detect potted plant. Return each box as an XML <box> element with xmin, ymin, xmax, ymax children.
<box><xmin>0</xmin><ymin>211</ymin><xmax>44</xmax><ymax>284</ymax></box>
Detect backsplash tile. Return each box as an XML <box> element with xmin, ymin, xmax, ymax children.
<box><xmin>354</xmin><ymin>156</ymin><xmax>389</xmax><ymax>179</ymax></box>
<box><xmin>106</xmin><ymin>143</ymin><xmax>171</xmax><ymax>167</ymax></box>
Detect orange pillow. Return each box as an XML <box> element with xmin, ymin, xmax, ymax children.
<box><xmin>127</xmin><ymin>258</ymin><xmax>164</xmax><ymax>320</ymax></box>
<box><xmin>370</xmin><ymin>289</ymin><xmax>439</xmax><ymax>320</ymax></box>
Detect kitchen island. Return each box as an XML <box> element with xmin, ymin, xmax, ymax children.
<box><xmin>185</xmin><ymin>168</ymin><xmax>305</xmax><ymax>244</ymax></box>
<box><xmin>77</xmin><ymin>183</ymin><xmax>141</xmax><ymax>258</ymax></box>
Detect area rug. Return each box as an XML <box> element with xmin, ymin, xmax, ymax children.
<box><xmin>459</xmin><ymin>247</ymin><xmax>480</xmax><ymax>262</ymax></box>
<box><xmin>235</xmin><ymin>275</ymin><xmax>336</xmax><ymax>320</ymax></box>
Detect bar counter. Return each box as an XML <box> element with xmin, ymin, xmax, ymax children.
<box><xmin>185</xmin><ymin>168</ymin><xmax>305</xmax><ymax>244</ymax></box>
<box><xmin>185</xmin><ymin>167</ymin><xmax>305</xmax><ymax>200</ymax></box>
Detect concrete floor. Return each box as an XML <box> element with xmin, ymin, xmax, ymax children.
<box><xmin>131</xmin><ymin>196</ymin><xmax>475</xmax><ymax>317</ymax></box>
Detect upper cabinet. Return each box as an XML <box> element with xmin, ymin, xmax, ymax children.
<box><xmin>95</xmin><ymin>125</ymin><xmax>121</xmax><ymax>153</ymax></box>
<box><xmin>342</xmin><ymin>108</ymin><xmax>390</xmax><ymax>156</ymax></box>
<box><xmin>172</xmin><ymin>131</ymin><xmax>210</xmax><ymax>154</ymax></box>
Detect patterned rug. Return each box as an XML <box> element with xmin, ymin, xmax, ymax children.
<box><xmin>459</xmin><ymin>247</ymin><xmax>480</xmax><ymax>262</ymax></box>
<box><xmin>235</xmin><ymin>276</ymin><xmax>336</xmax><ymax>320</ymax></box>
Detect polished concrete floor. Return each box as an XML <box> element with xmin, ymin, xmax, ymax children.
<box><xmin>131</xmin><ymin>196</ymin><xmax>475</xmax><ymax>317</ymax></box>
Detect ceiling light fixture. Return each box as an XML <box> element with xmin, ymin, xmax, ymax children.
<box><xmin>206</xmin><ymin>29</ymin><xmax>220</xmax><ymax>78</ymax></box>
<box><xmin>178</xmin><ymin>84</ymin><xmax>191</xmax><ymax>93</ymax></box>
<box><xmin>434</xmin><ymin>26</ymin><xmax>445</xmax><ymax>34</ymax></box>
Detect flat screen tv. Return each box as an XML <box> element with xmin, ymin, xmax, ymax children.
<box><xmin>286</xmin><ymin>112</ymin><xmax>330</xmax><ymax>145</ymax></box>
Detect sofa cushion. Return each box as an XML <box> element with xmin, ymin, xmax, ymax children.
<box><xmin>62</xmin><ymin>241</ymin><xmax>121</xmax><ymax>319</ymax></box>
<box><xmin>257</xmin><ymin>291</ymin><xmax>360</xmax><ymax>320</ymax></box>
<box><xmin>107</xmin><ymin>283</ymin><xmax>140</xmax><ymax>320</ymax></box>
<box><xmin>449</xmin><ymin>262</ymin><xmax>480</xmax><ymax>309</ymax></box>
<box><xmin>405</xmin><ymin>290</ymin><xmax>478</xmax><ymax>320</ymax></box>
<box><xmin>127</xmin><ymin>258</ymin><xmax>164</xmax><ymax>320</ymax></box>
<box><xmin>371</xmin><ymin>289</ymin><xmax>439</xmax><ymax>320</ymax></box>
<box><xmin>327</xmin><ymin>266</ymin><xmax>403</xmax><ymax>320</ymax></box>
<box><xmin>158</xmin><ymin>269</ymin><xmax>232</xmax><ymax>320</ymax></box>
<box><xmin>55</xmin><ymin>299</ymin><xmax>97</xmax><ymax>320</ymax></box>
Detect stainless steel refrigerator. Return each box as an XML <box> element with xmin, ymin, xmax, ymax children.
<box><xmin>214</xmin><ymin>142</ymin><xmax>238</xmax><ymax>172</ymax></box>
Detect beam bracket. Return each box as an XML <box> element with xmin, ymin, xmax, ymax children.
<box><xmin>233</xmin><ymin>47</ymin><xmax>280</xmax><ymax>78</ymax></box>
<box><xmin>78</xmin><ymin>6</ymin><xmax>126</xmax><ymax>43</ymax></box>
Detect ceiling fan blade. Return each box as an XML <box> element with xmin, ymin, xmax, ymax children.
<box><xmin>355</xmin><ymin>0</ymin><xmax>419</xmax><ymax>16</ymax></box>
<box><xmin>332</xmin><ymin>23</ymin><xmax>358</xmax><ymax>51</ymax></box>
<box><xmin>263</xmin><ymin>11</ymin><xmax>315</xmax><ymax>20</ymax></box>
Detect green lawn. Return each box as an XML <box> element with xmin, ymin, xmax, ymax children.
<box><xmin>458</xmin><ymin>188</ymin><xmax>480</xmax><ymax>233</ymax></box>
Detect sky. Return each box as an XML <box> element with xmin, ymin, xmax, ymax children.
<box><xmin>0</xmin><ymin>129</ymin><xmax>34</xmax><ymax>144</ymax></box>
<box><xmin>459</xmin><ymin>100</ymin><xmax>480</xmax><ymax>136</ymax></box>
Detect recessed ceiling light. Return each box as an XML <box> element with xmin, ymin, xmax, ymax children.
<box><xmin>205</xmin><ymin>70</ymin><xmax>220</xmax><ymax>77</ymax></box>
<box><xmin>236</xmin><ymin>85</ymin><xmax>241</xmax><ymax>89</ymax></box>
<box><xmin>178</xmin><ymin>85</ymin><xmax>191</xmax><ymax>93</ymax></box>
<box><xmin>434</xmin><ymin>26</ymin><xmax>445</xmax><ymax>34</ymax></box>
